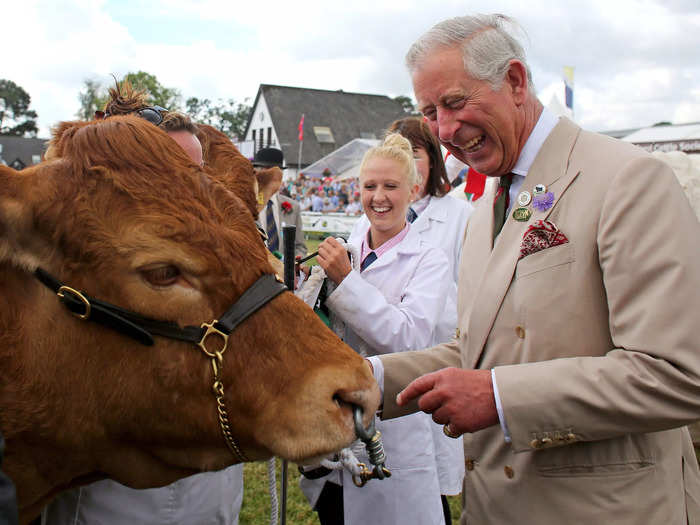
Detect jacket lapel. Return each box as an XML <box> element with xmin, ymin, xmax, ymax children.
<box><xmin>455</xmin><ymin>178</ymin><xmax>497</xmax><ymax>327</ymax></box>
<box><xmin>466</xmin><ymin>118</ymin><xmax>583</xmax><ymax>369</ymax></box>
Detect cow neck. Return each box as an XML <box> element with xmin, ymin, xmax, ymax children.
<box><xmin>33</xmin><ymin>267</ymin><xmax>289</xmax><ymax>463</ymax></box>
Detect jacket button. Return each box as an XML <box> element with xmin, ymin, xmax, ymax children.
<box><xmin>530</xmin><ymin>439</ymin><xmax>541</xmax><ymax>449</ymax></box>
<box><xmin>455</xmin><ymin>328</ymin><xmax>461</xmax><ymax>339</ymax></box>
<box><xmin>504</xmin><ymin>465</ymin><xmax>514</xmax><ymax>479</ymax></box>
<box><xmin>515</xmin><ymin>326</ymin><xmax>525</xmax><ymax>339</ymax></box>
<box><xmin>465</xmin><ymin>458</ymin><xmax>475</xmax><ymax>471</ymax></box>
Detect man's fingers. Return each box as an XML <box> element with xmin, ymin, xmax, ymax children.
<box><xmin>396</xmin><ymin>373</ymin><xmax>437</xmax><ymax>406</ymax></box>
<box><xmin>415</xmin><ymin>388</ymin><xmax>445</xmax><ymax>414</ymax></box>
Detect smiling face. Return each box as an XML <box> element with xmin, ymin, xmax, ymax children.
<box><xmin>412</xmin><ymin>45</ymin><xmax>528</xmax><ymax>177</ymax></box>
<box><xmin>360</xmin><ymin>155</ymin><xmax>418</xmax><ymax>248</ymax></box>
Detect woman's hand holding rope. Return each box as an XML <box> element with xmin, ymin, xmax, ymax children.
<box><xmin>317</xmin><ymin>237</ymin><xmax>352</xmax><ymax>285</ymax></box>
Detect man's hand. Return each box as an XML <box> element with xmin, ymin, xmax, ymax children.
<box><xmin>396</xmin><ymin>368</ymin><xmax>499</xmax><ymax>435</ymax></box>
<box><xmin>317</xmin><ymin>237</ymin><xmax>352</xmax><ymax>284</ymax></box>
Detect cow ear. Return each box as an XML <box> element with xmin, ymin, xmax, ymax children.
<box><xmin>196</xmin><ymin>124</ymin><xmax>259</xmax><ymax>219</ymax></box>
<box><xmin>0</xmin><ymin>165</ymin><xmax>48</xmax><ymax>271</ymax></box>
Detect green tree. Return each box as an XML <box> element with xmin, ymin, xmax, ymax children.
<box><xmin>76</xmin><ymin>78</ymin><xmax>108</xmax><ymax>120</ymax></box>
<box><xmin>124</xmin><ymin>71</ymin><xmax>181</xmax><ymax>110</ymax></box>
<box><xmin>394</xmin><ymin>95</ymin><xmax>417</xmax><ymax>114</ymax></box>
<box><xmin>0</xmin><ymin>79</ymin><xmax>39</xmax><ymax>136</ymax></box>
<box><xmin>186</xmin><ymin>96</ymin><xmax>252</xmax><ymax>141</ymax></box>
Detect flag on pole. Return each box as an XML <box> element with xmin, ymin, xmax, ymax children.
<box><xmin>298</xmin><ymin>114</ymin><xmax>305</xmax><ymax>141</ymax></box>
<box><xmin>563</xmin><ymin>66</ymin><xmax>574</xmax><ymax>111</ymax></box>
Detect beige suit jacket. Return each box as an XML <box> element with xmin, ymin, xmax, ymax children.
<box><xmin>380</xmin><ymin>118</ymin><xmax>700</xmax><ymax>524</ymax></box>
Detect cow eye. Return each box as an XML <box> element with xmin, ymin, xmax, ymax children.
<box><xmin>141</xmin><ymin>265</ymin><xmax>181</xmax><ymax>287</ymax></box>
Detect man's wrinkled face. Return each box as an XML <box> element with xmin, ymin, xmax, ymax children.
<box><xmin>412</xmin><ymin>46</ymin><xmax>521</xmax><ymax>177</ymax></box>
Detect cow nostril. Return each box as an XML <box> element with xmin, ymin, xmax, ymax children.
<box><xmin>332</xmin><ymin>394</ymin><xmax>342</xmax><ymax>407</ymax></box>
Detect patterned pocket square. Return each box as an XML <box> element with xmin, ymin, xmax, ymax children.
<box><xmin>519</xmin><ymin>220</ymin><xmax>569</xmax><ymax>260</ymax></box>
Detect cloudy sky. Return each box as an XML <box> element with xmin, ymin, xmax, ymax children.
<box><xmin>5</xmin><ymin>0</ymin><xmax>700</xmax><ymax>138</ymax></box>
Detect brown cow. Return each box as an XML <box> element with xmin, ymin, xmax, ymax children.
<box><xmin>0</xmin><ymin>115</ymin><xmax>379</xmax><ymax>522</ymax></box>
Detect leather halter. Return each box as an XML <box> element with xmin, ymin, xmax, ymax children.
<box><xmin>34</xmin><ymin>267</ymin><xmax>288</xmax><ymax>461</ymax></box>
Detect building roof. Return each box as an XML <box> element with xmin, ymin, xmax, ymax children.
<box><xmin>0</xmin><ymin>135</ymin><xmax>48</xmax><ymax>169</ymax></box>
<box><xmin>621</xmin><ymin>122</ymin><xmax>700</xmax><ymax>143</ymax></box>
<box><xmin>245</xmin><ymin>84</ymin><xmax>408</xmax><ymax>166</ymax></box>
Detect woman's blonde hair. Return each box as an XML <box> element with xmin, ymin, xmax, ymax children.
<box><xmin>359</xmin><ymin>132</ymin><xmax>419</xmax><ymax>187</ymax></box>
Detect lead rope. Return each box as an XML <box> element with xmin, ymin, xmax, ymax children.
<box><xmin>267</xmin><ymin>458</ymin><xmax>279</xmax><ymax>525</ymax></box>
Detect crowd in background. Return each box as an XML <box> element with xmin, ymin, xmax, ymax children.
<box><xmin>279</xmin><ymin>174</ymin><xmax>364</xmax><ymax>214</ymax></box>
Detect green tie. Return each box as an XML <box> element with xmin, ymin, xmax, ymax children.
<box><xmin>493</xmin><ymin>174</ymin><xmax>514</xmax><ymax>239</ymax></box>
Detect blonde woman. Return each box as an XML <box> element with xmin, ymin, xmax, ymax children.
<box><xmin>305</xmin><ymin>134</ymin><xmax>450</xmax><ymax>525</ymax></box>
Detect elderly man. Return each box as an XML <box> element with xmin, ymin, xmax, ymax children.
<box><xmin>371</xmin><ymin>14</ymin><xmax>700</xmax><ymax>524</ymax></box>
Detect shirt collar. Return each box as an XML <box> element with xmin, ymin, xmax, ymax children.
<box><xmin>361</xmin><ymin>222</ymin><xmax>411</xmax><ymax>263</ymax></box>
<box><xmin>411</xmin><ymin>194</ymin><xmax>431</xmax><ymax>215</ymax></box>
<box><xmin>511</xmin><ymin>107</ymin><xmax>559</xmax><ymax>177</ymax></box>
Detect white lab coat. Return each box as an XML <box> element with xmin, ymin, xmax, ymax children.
<box><xmin>42</xmin><ymin>465</ymin><xmax>243</xmax><ymax>525</ymax></box>
<box><xmin>351</xmin><ymin>195</ymin><xmax>472</xmax><ymax>495</ymax></box>
<box><xmin>305</xmin><ymin>224</ymin><xmax>450</xmax><ymax>525</ymax></box>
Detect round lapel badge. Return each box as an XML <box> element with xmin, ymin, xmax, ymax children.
<box><xmin>513</xmin><ymin>207</ymin><xmax>532</xmax><ymax>222</ymax></box>
<box><xmin>533</xmin><ymin>183</ymin><xmax>547</xmax><ymax>195</ymax></box>
<box><xmin>517</xmin><ymin>191</ymin><xmax>532</xmax><ymax>207</ymax></box>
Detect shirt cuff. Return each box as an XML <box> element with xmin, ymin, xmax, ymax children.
<box><xmin>367</xmin><ymin>356</ymin><xmax>384</xmax><ymax>398</ymax></box>
<box><xmin>491</xmin><ymin>368</ymin><xmax>511</xmax><ymax>443</ymax></box>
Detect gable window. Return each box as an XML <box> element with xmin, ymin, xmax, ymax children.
<box><xmin>267</xmin><ymin>127</ymin><xmax>272</xmax><ymax>147</ymax></box>
<box><xmin>313</xmin><ymin>126</ymin><xmax>335</xmax><ymax>144</ymax></box>
<box><xmin>252</xmin><ymin>130</ymin><xmax>256</xmax><ymax>145</ymax></box>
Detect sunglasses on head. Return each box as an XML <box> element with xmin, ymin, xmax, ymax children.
<box><xmin>135</xmin><ymin>105</ymin><xmax>169</xmax><ymax>126</ymax></box>
<box><xmin>101</xmin><ymin>105</ymin><xmax>169</xmax><ymax>126</ymax></box>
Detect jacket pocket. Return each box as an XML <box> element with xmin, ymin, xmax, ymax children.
<box><xmin>534</xmin><ymin>434</ymin><xmax>655</xmax><ymax>477</ymax></box>
<box><xmin>515</xmin><ymin>242</ymin><xmax>575</xmax><ymax>280</ymax></box>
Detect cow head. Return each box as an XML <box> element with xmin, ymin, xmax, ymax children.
<box><xmin>0</xmin><ymin>116</ymin><xmax>379</xmax><ymax>518</ymax></box>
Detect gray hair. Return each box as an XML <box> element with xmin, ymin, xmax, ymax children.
<box><xmin>406</xmin><ymin>13</ymin><xmax>533</xmax><ymax>91</ymax></box>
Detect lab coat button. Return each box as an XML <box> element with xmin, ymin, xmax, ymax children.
<box><xmin>515</xmin><ymin>326</ymin><xmax>526</xmax><ymax>339</ymax></box>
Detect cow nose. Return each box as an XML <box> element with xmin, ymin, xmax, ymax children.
<box><xmin>333</xmin><ymin>385</ymin><xmax>380</xmax><ymax>429</ymax></box>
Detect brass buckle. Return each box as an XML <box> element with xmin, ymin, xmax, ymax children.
<box><xmin>56</xmin><ymin>286</ymin><xmax>91</xmax><ymax>320</ymax></box>
<box><xmin>198</xmin><ymin>321</ymin><xmax>229</xmax><ymax>358</ymax></box>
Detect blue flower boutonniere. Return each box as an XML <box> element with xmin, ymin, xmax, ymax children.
<box><xmin>532</xmin><ymin>191</ymin><xmax>554</xmax><ymax>212</ymax></box>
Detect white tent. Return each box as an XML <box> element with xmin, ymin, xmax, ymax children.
<box><xmin>302</xmin><ymin>138</ymin><xmax>379</xmax><ymax>179</ymax></box>
<box><xmin>651</xmin><ymin>151</ymin><xmax>700</xmax><ymax>220</ymax></box>
<box><xmin>623</xmin><ymin>123</ymin><xmax>700</xmax><ymax>144</ymax></box>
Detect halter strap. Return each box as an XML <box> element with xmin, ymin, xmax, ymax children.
<box><xmin>34</xmin><ymin>268</ymin><xmax>287</xmax><ymax>346</ymax></box>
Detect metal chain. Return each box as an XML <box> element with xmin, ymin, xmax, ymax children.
<box><xmin>210</xmin><ymin>352</ymin><xmax>249</xmax><ymax>462</ymax></box>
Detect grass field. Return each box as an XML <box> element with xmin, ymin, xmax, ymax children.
<box><xmin>240</xmin><ymin>460</ymin><xmax>462</xmax><ymax>524</ymax></box>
